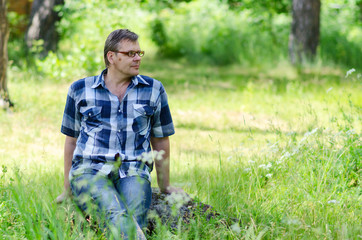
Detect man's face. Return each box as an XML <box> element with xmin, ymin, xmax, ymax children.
<box><xmin>111</xmin><ymin>40</ymin><xmax>142</xmax><ymax>78</ymax></box>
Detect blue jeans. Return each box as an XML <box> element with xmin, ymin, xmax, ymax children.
<box><xmin>70</xmin><ymin>169</ymin><xmax>152</xmax><ymax>239</ymax></box>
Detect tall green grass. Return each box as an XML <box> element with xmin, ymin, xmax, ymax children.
<box><xmin>1</xmin><ymin>60</ymin><xmax>361</xmax><ymax>239</ymax></box>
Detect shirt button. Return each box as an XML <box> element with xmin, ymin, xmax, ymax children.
<box><xmin>118</xmin><ymin>109</ymin><xmax>121</xmax><ymax>113</ymax></box>
<box><xmin>88</xmin><ymin>113</ymin><xmax>91</xmax><ymax>116</ymax></box>
<box><xmin>118</xmin><ymin>130</ymin><xmax>121</xmax><ymax>133</ymax></box>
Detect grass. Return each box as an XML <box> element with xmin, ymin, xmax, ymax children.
<box><xmin>0</xmin><ymin>59</ymin><xmax>361</xmax><ymax>239</ymax></box>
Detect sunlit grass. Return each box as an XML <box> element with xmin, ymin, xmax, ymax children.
<box><xmin>1</xmin><ymin>60</ymin><xmax>361</xmax><ymax>239</ymax></box>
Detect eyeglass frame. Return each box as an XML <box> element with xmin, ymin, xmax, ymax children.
<box><xmin>113</xmin><ymin>50</ymin><xmax>145</xmax><ymax>57</ymax></box>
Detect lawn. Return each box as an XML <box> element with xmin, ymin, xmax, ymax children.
<box><xmin>0</xmin><ymin>60</ymin><xmax>361</xmax><ymax>239</ymax></box>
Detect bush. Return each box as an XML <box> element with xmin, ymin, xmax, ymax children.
<box><xmin>320</xmin><ymin>0</ymin><xmax>362</xmax><ymax>69</ymax></box>
<box><xmin>33</xmin><ymin>0</ymin><xmax>151</xmax><ymax>81</ymax></box>
<box><xmin>12</xmin><ymin>0</ymin><xmax>362</xmax><ymax>78</ymax></box>
<box><xmin>150</xmin><ymin>0</ymin><xmax>290</xmax><ymax>65</ymax></box>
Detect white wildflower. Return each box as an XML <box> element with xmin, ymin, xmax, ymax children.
<box><xmin>327</xmin><ymin>200</ymin><xmax>339</xmax><ymax>204</ymax></box>
<box><xmin>244</xmin><ymin>168</ymin><xmax>251</xmax><ymax>173</ymax></box>
<box><xmin>266</xmin><ymin>163</ymin><xmax>272</xmax><ymax>169</ymax></box>
<box><xmin>346</xmin><ymin>129</ymin><xmax>356</xmax><ymax>136</ymax></box>
<box><xmin>136</xmin><ymin>150</ymin><xmax>165</xmax><ymax>164</ymax></box>
<box><xmin>165</xmin><ymin>192</ymin><xmax>191</xmax><ymax>210</ymax></box>
<box><xmin>288</xmin><ymin>218</ymin><xmax>301</xmax><ymax>225</ymax></box>
<box><xmin>154</xmin><ymin>150</ymin><xmax>165</xmax><ymax>161</ymax></box>
<box><xmin>137</xmin><ymin>151</ymin><xmax>153</xmax><ymax>165</ymax></box>
<box><xmin>300</xmin><ymin>136</ymin><xmax>307</xmax><ymax>143</ymax></box>
<box><xmin>282</xmin><ymin>217</ymin><xmax>301</xmax><ymax>225</ymax></box>
<box><xmin>127</xmin><ymin>167</ymin><xmax>138</xmax><ymax>176</ymax></box>
<box><xmin>266</xmin><ymin>173</ymin><xmax>273</xmax><ymax>178</ymax></box>
<box><xmin>258</xmin><ymin>164</ymin><xmax>266</xmax><ymax>169</ymax></box>
<box><xmin>230</xmin><ymin>223</ymin><xmax>241</xmax><ymax>234</ymax></box>
<box><xmin>258</xmin><ymin>163</ymin><xmax>272</xmax><ymax>170</ymax></box>
<box><xmin>304</xmin><ymin>128</ymin><xmax>318</xmax><ymax>137</ymax></box>
<box><xmin>345</xmin><ymin>68</ymin><xmax>355</xmax><ymax>78</ymax></box>
<box><xmin>276</xmin><ymin>159</ymin><xmax>283</xmax><ymax>165</ymax></box>
<box><xmin>279</xmin><ymin>151</ymin><xmax>291</xmax><ymax>162</ymax></box>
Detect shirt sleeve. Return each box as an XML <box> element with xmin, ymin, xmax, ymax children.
<box><xmin>61</xmin><ymin>84</ymin><xmax>81</xmax><ymax>138</ymax></box>
<box><xmin>151</xmin><ymin>84</ymin><xmax>175</xmax><ymax>138</ymax></box>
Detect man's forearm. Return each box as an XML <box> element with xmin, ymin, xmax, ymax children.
<box><xmin>64</xmin><ymin>136</ymin><xmax>77</xmax><ymax>190</ymax></box>
<box><xmin>151</xmin><ymin>137</ymin><xmax>171</xmax><ymax>192</ymax></box>
<box><xmin>155</xmin><ymin>153</ymin><xmax>170</xmax><ymax>192</ymax></box>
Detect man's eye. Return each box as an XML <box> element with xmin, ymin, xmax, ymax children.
<box><xmin>128</xmin><ymin>51</ymin><xmax>136</xmax><ymax>56</ymax></box>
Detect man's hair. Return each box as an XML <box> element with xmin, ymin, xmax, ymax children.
<box><xmin>104</xmin><ymin>29</ymin><xmax>139</xmax><ymax>67</ymax></box>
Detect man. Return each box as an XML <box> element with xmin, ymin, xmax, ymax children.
<box><xmin>56</xmin><ymin>29</ymin><xmax>182</xmax><ymax>239</ymax></box>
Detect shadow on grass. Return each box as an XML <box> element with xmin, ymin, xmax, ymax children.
<box><xmin>141</xmin><ymin>58</ymin><xmax>351</xmax><ymax>95</ymax></box>
<box><xmin>176</xmin><ymin>122</ymin><xmax>305</xmax><ymax>137</ymax></box>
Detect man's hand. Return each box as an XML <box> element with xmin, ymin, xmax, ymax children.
<box><xmin>55</xmin><ymin>189</ymin><xmax>71</xmax><ymax>204</ymax></box>
<box><xmin>161</xmin><ymin>185</ymin><xmax>185</xmax><ymax>195</ymax></box>
<box><xmin>56</xmin><ymin>136</ymin><xmax>77</xmax><ymax>204</ymax></box>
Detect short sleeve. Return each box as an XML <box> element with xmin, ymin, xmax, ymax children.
<box><xmin>61</xmin><ymin>84</ymin><xmax>81</xmax><ymax>138</ymax></box>
<box><xmin>151</xmin><ymin>84</ymin><xmax>175</xmax><ymax>137</ymax></box>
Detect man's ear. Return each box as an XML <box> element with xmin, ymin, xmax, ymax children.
<box><xmin>107</xmin><ymin>51</ymin><xmax>116</xmax><ymax>65</ymax></box>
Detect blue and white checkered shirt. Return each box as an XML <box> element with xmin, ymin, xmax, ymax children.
<box><xmin>61</xmin><ymin>69</ymin><xmax>175</xmax><ymax>181</ymax></box>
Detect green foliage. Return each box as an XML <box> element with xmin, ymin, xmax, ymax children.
<box><xmin>226</xmin><ymin>0</ymin><xmax>291</xmax><ymax>14</ymax></box>
<box><xmin>320</xmin><ymin>1</ymin><xmax>362</xmax><ymax>69</ymax></box>
<box><xmin>7</xmin><ymin>11</ymin><xmax>28</xmax><ymax>68</ymax></box>
<box><xmin>148</xmin><ymin>0</ymin><xmax>362</xmax><ymax>68</ymax></box>
<box><xmin>31</xmin><ymin>0</ymin><xmax>152</xmax><ymax>81</ymax></box>
<box><xmin>5</xmin><ymin>0</ymin><xmax>362</xmax><ymax>77</ymax></box>
<box><xmin>8</xmin><ymin>0</ymin><xmax>361</xmax><ymax>78</ymax></box>
<box><xmin>150</xmin><ymin>0</ymin><xmax>289</xmax><ymax>65</ymax></box>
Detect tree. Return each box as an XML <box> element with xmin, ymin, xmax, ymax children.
<box><xmin>289</xmin><ymin>0</ymin><xmax>321</xmax><ymax>64</ymax></box>
<box><xmin>25</xmin><ymin>0</ymin><xmax>64</xmax><ymax>58</ymax></box>
<box><xmin>0</xmin><ymin>0</ymin><xmax>12</xmax><ymax>108</ymax></box>
<box><xmin>357</xmin><ymin>0</ymin><xmax>362</xmax><ymax>22</ymax></box>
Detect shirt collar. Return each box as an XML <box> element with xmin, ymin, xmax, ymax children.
<box><xmin>91</xmin><ymin>69</ymin><xmax>150</xmax><ymax>89</ymax></box>
<box><xmin>134</xmin><ymin>75</ymin><xmax>150</xmax><ymax>86</ymax></box>
<box><xmin>91</xmin><ymin>69</ymin><xmax>107</xmax><ymax>89</ymax></box>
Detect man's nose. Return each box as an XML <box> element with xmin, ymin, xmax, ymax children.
<box><xmin>134</xmin><ymin>54</ymin><xmax>142</xmax><ymax>61</ymax></box>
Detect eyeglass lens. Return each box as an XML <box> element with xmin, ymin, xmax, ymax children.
<box><xmin>128</xmin><ymin>51</ymin><xmax>144</xmax><ymax>57</ymax></box>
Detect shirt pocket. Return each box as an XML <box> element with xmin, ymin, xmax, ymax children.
<box><xmin>80</xmin><ymin>106</ymin><xmax>102</xmax><ymax>133</ymax></box>
<box><xmin>132</xmin><ymin>104</ymin><xmax>154</xmax><ymax>135</ymax></box>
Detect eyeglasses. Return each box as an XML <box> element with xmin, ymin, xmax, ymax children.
<box><xmin>114</xmin><ymin>50</ymin><xmax>145</xmax><ymax>57</ymax></box>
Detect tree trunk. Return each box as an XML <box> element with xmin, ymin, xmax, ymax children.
<box><xmin>0</xmin><ymin>0</ymin><xmax>12</xmax><ymax>108</ymax></box>
<box><xmin>289</xmin><ymin>0</ymin><xmax>321</xmax><ymax>64</ymax></box>
<box><xmin>25</xmin><ymin>0</ymin><xmax>64</xmax><ymax>58</ymax></box>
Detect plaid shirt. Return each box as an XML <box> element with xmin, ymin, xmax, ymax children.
<box><xmin>61</xmin><ymin>69</ymin><xmax>175</xmax><ymax>181</ymax></box>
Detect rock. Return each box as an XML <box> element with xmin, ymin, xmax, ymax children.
<box><xmin>147</xmin><ymin>188</ymin><xmax>234</xmax><ymax>233</ymax></box>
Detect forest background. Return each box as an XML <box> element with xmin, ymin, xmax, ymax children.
<box><xmin>0</xmin><ymin>0</ymin><xmax>361</xmax><ymax>239</ymax></box>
